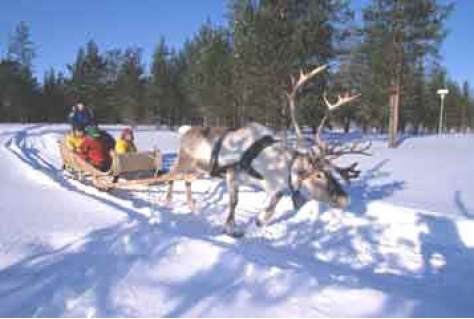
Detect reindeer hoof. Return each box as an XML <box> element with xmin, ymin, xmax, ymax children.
<box><xmin>188</xmin><ymin>200</ymin><xmax>196</xmax><ymax>212</ymax></box>
<box><xmin>256</xmin><ymin>211</ymin><xmax>273</xmax><ymax>228</ymax></box>
<box><xmin>255</xmin><ymin>217</ymin><xmax>264</xmax><ymax>228</ymax></box>
<box><xmin>224</xmin><ymin>223</ymin><xmax>245</xmax><ymax>238</ymax></box>
<box><xmin>162</xmin><ymin>197</ymin><xmax>172</xmax><ymax>207</ymax></box>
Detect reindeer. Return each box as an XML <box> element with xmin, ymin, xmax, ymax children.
<box><xmin>165</xmin><ymin>65</ymin><xmax>370</xmax><ymax>237</ymax></box>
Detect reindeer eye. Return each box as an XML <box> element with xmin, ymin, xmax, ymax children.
<box><xmin>316</xmin><ymin>172</ymin><xmax>325</xmax><ymax>180</ymax></box>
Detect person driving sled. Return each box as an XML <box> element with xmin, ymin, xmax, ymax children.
<box><xmin>115</xmin><ymin>127</ymin><xmax>137</xmax><ymax>155</ymax></box>
<box><xmin>69</xmin><ymin>103</ymin><xmax>96</xmax><ymax>129</ymax></box>
<box><xmin>79</xmin><ymin>126</ymin><xmax>112</xmax><ymax>172</ymax></box>
<box><xmin>65</xmin><ymin>124</ymin><xmax>86</xmax><ymax>153</ymax></box>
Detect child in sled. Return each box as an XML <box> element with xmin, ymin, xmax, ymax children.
<box><xmin>65</xmin><ymin>125</ymin><xmax>86</xmax><ymax>153</ymax></box>
<box><xmin>115</xmin><ymin>127</ymin><xmax>137</xmax><ymax>155</ymax></box>
<box><xmin>79</xmin><ymin>126</ymin><xmax>113</xmax><ymax>172</ymax></box>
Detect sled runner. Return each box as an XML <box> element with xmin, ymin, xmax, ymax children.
<box><xmin>58</xmin><ymin>139</ymin><xmax>197</xmax><ymax>191</ymax></box>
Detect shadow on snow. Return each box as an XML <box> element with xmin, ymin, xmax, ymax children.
<box><xmin>1</xmin><ymin>125</ymin><xmax>473</xmax><ymax>316</ymax></box>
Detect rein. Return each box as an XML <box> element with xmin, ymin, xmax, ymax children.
<box><xmin>287</xmin><ymin>151</ymin><xmax>310</xmax><ymax>209</ymax></box>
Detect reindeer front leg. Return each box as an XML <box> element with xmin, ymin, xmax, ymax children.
<box><xmin>185</xmin><ymin>181</ymin><xmax>195</xmax><ymax>211</ymax></box>
<box><xmin>224</xmin><ymin>168</ymin><xmax>243</xmax><ymax>237</ymax></box>
<box><xmin>256</xmin><ymin>191</ymin><xmax>283</xmax><ymax>227</ymax></box>
<box><xmin>164</xmin><ymin>181</ymin><xmax>173</xmax><ymax>205</ymax></box>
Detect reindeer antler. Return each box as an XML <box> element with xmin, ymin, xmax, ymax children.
<box><xmin>313</xmin><ymin>91</ymin><xmax>361</xmax><ymax>153</ymax></box>
<box><xmin>318</xmin><ymin>142</ymin><xmax>372</xmax><ymax>184</ymax></box>
<box><xmin>312</xmin><ymin>90</ymin><xmax>368</xmax><ymax>183</ymax></box>
<box><xmin>322</xmin><ymin>91</ymin><xmax>361</xmax><ymax>111</ymax></box>
<box><xmin>286</xmin><ymin>65</ymin><xmax>328</xmax><ymax>147</ymax></box>
<box><xmin>322</xmin><ymin>141</ymin><xmax>372</xmax><ymax>160</ymax></box>
<box><xmin>289</xmin><ymin>65</ymin><xmax>328</xmax><ymax>95</ymax></box>
<box><xmin>284</xmin><ymin>65</ymin><xmax>369</xmax><ymax>184</ymax></box>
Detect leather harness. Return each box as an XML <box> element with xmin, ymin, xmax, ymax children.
<box><xmin>209</xmin><ymin>130</ymin><xmax>277</xmax><ymax>180</ymax></box>
<box><xmin>209</xmin><ymin>129</ymin><xmax>305</xmax><ymax>209</ymax></box>
<box><xmin>287</xmin><ymin>151</ymin><xmax>307</xmax><ymax>208</ymax></box>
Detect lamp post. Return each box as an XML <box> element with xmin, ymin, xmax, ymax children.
<box><xmin>437</xmin><ymin>88</ymin><xmax>449</xmax><ymax>134</ymax></box>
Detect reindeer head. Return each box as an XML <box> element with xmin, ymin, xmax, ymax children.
<box><xmin>291</xmin><ymin>153</ymin><xmax>349</xmax><ymax>208</ymax></box>
<box><xmin>285</xmin><ymin>66</ymin><xmax>370</xmax><ymax>209</ymax></box>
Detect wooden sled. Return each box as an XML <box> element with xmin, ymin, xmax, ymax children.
<box><xmin>58</xmin><ymin>139</ymin><xmax>197</xmax><ymax>191</ymax></box>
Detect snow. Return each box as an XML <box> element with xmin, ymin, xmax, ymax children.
<box><xmin>0</xmin><ymin>124</ymin><xmax>473</xmax><ymax>317</ymax></box>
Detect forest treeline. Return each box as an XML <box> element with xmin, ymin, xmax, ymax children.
<box><xmin>1</xmin><ymin>0</ymin><xmax>471</xmax><ymax>137</ymax></box>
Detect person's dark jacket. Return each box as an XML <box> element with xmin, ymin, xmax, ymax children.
<box><xmin>99</xmin><ymin>130</ymin><xmax>116</xmax><ymax>152</ymax></box>
<box><xmin>69</xmin><ymin>108</ymin><xmax>96</xmax><ymax>128</ymax></box>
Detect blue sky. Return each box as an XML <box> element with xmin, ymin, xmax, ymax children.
<box><xmin>0</xmin><ymin>0</ymin><xmax>472</xmax><ymax>84</ymax></box>
<box><xmin>0</xmin><ymin>0</ymin><xmax>228</xmax><ymax>77</ymax></box>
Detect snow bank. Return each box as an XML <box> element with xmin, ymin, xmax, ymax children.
<box><xmin>0</xmin><ymin>124</ymin><xmax>473</xmax><ymax>317</ymax></box>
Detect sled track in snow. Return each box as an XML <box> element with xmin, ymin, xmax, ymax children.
<box><xmin>5</xmin><ymin>125</ymin><xmax>474</xmax><ymax>266</ymax></box>
<box><xmin>3</xmin><ymin>124</ymin><xmax>474</xmax><ymax>316</ymax></box>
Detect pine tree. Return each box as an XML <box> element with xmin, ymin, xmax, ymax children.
<box><xmin>114</xmin><ymin>47</ymin><xmax>146</xmax><ymax>123</ymax></box>
<box><xmin>41</xmin><ymin>68</ymin><xmax>68</xmax><ymax>122</ymax></box>
<box><xmin>66</xmin><ymin>41</ymin><xmax>108</xmax><ymax>121</ymax></box>
<box><xmin>361</xmin><ymin>0</ymin><xmax>453</xmax><ymax>146</ymax></box>
<box><xmin>101</xmin><ymin>49</ymin><xmax>125</xmax><ymax>122</ymax></box>
<box><xmin>147</xmin><ymin>38</ymin><xmax>172</xmax><ymax>123</ymax></box>
<box><xmin>0</xmin><ymin>60</ymin><xmax>39</xmax><ymax>122</ymax></box>
<box><xmin>182</xmin><ymin>22</ymin><xmax>235</xmax><ymax>126</ymax></box>
<box><xmin>229</xmin><ymin>0</ymin><xmax>354</xmax><ymax>130</ymax></box>
<box><xmin>167</xmin><ymin>49</ymin><xmax>194</xmax><ymax>125</ymax></box>
<box><xmin>461</xmin><ymin>81</ymin><xmax>471</xmax><ymax>131</ymax></box>
<box><xmin>1</xmin><ymin>21</ymin><xmax>39</xmax><ymax>122</ymax></box>
<box><xmin>7</xmin><ymin>21</ymin><xmax>36</xmax><ymax>71</ymax></box>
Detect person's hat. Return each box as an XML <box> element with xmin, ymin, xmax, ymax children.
<box><xmin>122</xmin><ymin>127</ymin><xmax>134</xmax><ymax>139</ymax></box>
<box><xmin>86</xmin><ymin>126</ymin><xmax>100</xmax><ymax>138</ymax></box>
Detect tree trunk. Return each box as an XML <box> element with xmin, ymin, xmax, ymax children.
<box><xmin>280</xmin><ymin>105</ymin><xmax>288</xmax><ymax>148</ymax></box>
<box><xmin>343</xmin><ymin>117</ymin><xmax>350</xmax><ymax>133</ymax></box>
<box><xmin>461</xmin><ymin>101</ymin><xmax>467</xmax><ymax>132</ymax></box>
<box><xmin>388</xmin><ymin>77</ymin><xmax>400</xmax><ymax>148</ymax></box>
<box><xmin>362</xmin><ymin>123</ymin><xmax>368</xmax><ymax>134</ymax></box>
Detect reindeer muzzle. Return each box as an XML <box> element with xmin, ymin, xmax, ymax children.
<box><xmin>326</xmin><ymin>172</ymin><xmax>349</xmax><ymax>209</ymax></box>
<box><xmin>334</xmin><ymin>194</ymin><xmax>349</xmax><ymax>209</ymax></box>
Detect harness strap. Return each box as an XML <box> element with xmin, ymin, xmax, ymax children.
<box><xmin>288</xmin><ymin>152</ymin><xmax>298</xmax><ymax>195</ymax></box>
<box><xmin>209</xmin><ymin>129</ymin><xmax>232</xmax><ymax>177</ymax></box>
<box><xmin>288</xmin><ymin>151</ymin><xmax>307</xmax><ymax>209</ymax></box>
<box><xmin>209</xmin><ymin>131</ymin><xmax>277</xmax><ymax>180</ymax></box>
<box><xmin>239</xmin><ymin>135</ymin><xmax>277</xmax><ymax>179</ymax></box>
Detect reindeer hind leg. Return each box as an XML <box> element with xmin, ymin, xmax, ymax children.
<box><xmin>224</xmin><ymin>169</ymin><xmax>244</xmax><ymax>237</ymax></box>
<box><xmin>185</xmin><ymin>181</ymin><xmax>195</xmax><ymax>211</ymax></box>
<box><xmin>165</xmin><ymin>148</ymin><xmax>195</xmax><ymax>207</ymax></box>
<box><xmin>163</xmin><ymin>149</ymin><xmax>184</xmax><ymax>205</ymax></box>
<box><xmin>164</xmin><ymin>180</ymin><xmax>174</xmax><ymax>205</ymax></box>
<box><xmin>256</xmin><ymin>191</ymin><xmax>283</xmax><ymax>227</ymax></box>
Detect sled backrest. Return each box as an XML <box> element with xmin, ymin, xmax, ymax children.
<box><xmin>111</xmin><ymin>150</ymin><xmax>162</xmax><ymax>175</ymax></box>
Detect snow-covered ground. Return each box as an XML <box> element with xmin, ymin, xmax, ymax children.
<box><xmin>0</xmin><ymin>124</ymin><xmax>473</xmax><ymax>317</ymax></box>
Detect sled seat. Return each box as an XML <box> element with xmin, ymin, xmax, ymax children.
<box><xmin>58</xmin><ymin>138</ymin><xmax>195</xmax><ymax>191</ymax></box>
<box><xmin>59</xmin><ymin>139</ymin><xmax>161</xmax><ymax>176</ymax></box>
<box><xmin>110</xmin><ymin>150</ymin><xmax>162</xmax><ymax>175</ymax></box>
